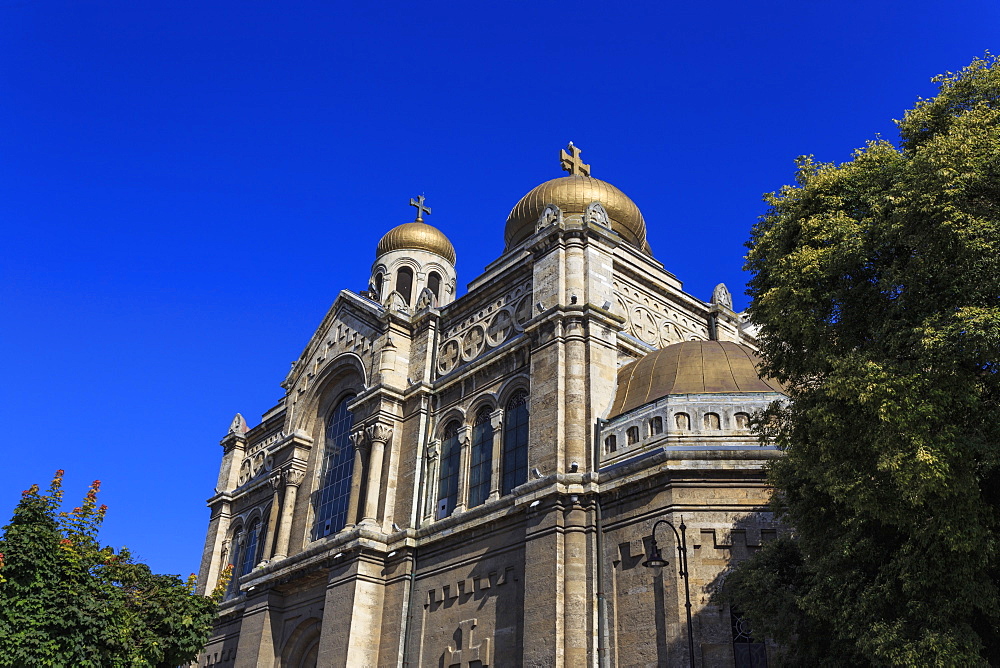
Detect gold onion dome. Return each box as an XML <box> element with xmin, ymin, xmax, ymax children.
<box><xmin>505</xmin><ymin>143</ymin><xmax>648</xmax><ymax>251</ymax></box>
<box><xmin>375</xmin><ymin>195</ymin><xmax>456</xmax><ymax>264</ymax></box>
<box><xmin>608</xmin><ymin>341</ymin><xmax>785</xmax><ymax>418</ymax></box>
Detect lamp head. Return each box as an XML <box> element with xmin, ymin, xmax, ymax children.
<box><xmin>642</xmin><ymin>543</ymin><xmax>669</xmax><ymax>569</ymax></box>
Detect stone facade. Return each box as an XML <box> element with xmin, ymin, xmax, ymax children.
<box><xmin>196</xmin><ymin>149</ymin><xmax>783</xmax><ymax>667</ymax></box>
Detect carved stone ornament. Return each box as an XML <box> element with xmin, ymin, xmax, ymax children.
<box><xmin>585</xmin><ymin>201</ymin><xmax>611</xmax><ymax>228</ymax></box>
<box><xmin>367</xmin><ymin>423</ymin><xmax>393</xmax><ymax>444</ymax></box>
<box><xmin>348</xmin><ymin>428</ymin><xmax>367</xmax><ymax>451</ymax></box>
<box><xmin>444</xmin><ymin>618</ymin><xmax>491</xmax><ymax>667</ymax></box>
<box><xmin>426</xmin><ymin>440</ymin><xmax>440</xmax><ymax>461</ymax></box>
<box><xmin>269</xmin><ymin>473</ymin><xmax>283</xmax><ymax>491</ymax></box>
<box><xmin>229</xmin><ymin>413</ymin><xmax>248</xmax><ymax>435</ymax></box>
<box><xmin>415</xmin><ymin>287</ymin><xmax>437</xmax><ymax>310</ymax></box>
<box><xmin>535</xmin><ymin>203</ymin><xmax>563</xmax><ymax>232</ymax></box>
<box><xmin>284</xmin><ymin>468</ymin><xmax>306</xmax><ymax>487</ymax></box>
<box><xmin>237</xmin><ymin>458</ymin><xmax>252</xmax><ymax>486</ymax></box>
<box><xmin>712</xmin><ymin>282</ymin><xmax>733</xmax><ymax>309</ymax></box>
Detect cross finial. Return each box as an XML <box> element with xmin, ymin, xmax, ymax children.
<box><xmin>560</xmin><ymin>141</ymin><xmax>590</xmax><ymax>177</ymax></box>
<box><xmin>409</xmin><ymin>194</ymin><xmax>431</xmax><ymax>222</ymax></box>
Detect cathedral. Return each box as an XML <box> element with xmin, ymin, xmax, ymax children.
<box><xmin>196</xmin><ymin>144</ymin><xmax>784</xmax><ymax>667</ymax></box>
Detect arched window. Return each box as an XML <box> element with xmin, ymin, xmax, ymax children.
<box><xmin>373</xmin><ymin>272</ymin><xmax>384</xmax><ymax>300</ymax></box>
<box><xmin>649</xmin><ymin>416</ymin><xmax>663</xmax><ymax>436</ymax></box>
<box><xmin>626</xmin><ymin>426</ymin><xmax>639</xmax><ymax>445</ymax></box>
<box><xmin>240</xmin><ymin>518</ymin><xmax>261</xmax><ymax>578</ymax></box>
<box><xmin>675</xmin><ymin>412</ymin><xmax>690</xmax><ymax>430</ymax></box>
<box><xmin>437</xmin><ymin>421</ymin><xmax>462</xmax><ymax>518</ymax></box>
<box><xmin>314</xmin><ymin>394</ymin><xmax>356</xmax><ymax>538</ymax></box>
<box><xmin>468</xmin><ymin>407</ymin><xmax>494</xmax><ymax>508</ymax></box>
<box><xmin>428</xmin><ymin>271</ymin><xmax>442</xmax><ymax>302</ymax></box>
<box><xmin>396</xmin><ymin>267</ymin><xmax>414</xmax><ymax>306</ymax></box>
<box><xmin>704</xmin><ymin>412</ymin><xmax>721</xmax><ymax>430</ymax></box>
<box><xmin>501</xmin><ymin>391</ymin><xmax>529</xmax><ymax>496</ymax></box>
<box><xmin>604</xmin><ymin>435</ymin><xmax>617</xmax><ymax>454</ymax></box>
<box><xmin>734</xmin><ymin>412</ymin><xmax>750</xmax><ymax>430</ymax></box>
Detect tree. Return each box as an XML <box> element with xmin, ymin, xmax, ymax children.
<box><xmin>725</xmin><ymin>54</ymin><xmax>1000</xmax><ymax>666</ymax></box>
<box><xmin>0</xmin><ymin>471</ymin><xmax>230</xmax><ymax>667</ymax></box>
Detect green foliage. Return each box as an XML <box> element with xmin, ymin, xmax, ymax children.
<box><xmin>0</xmin><ymin>472</ymin><xmax>219</xmax><ymax>667</ymax></box>
<box><xmin>727</xmin><ymin>54</ymin><xmax>1000</xmax><ymax>666</ymax></box>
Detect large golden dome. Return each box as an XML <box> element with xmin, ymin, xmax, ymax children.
<box><xmin>505</xmin><ymin>175</ymin><xmax>648</xmax><ymax>250</ymax></box>
<box><xmin>376</xmin><ymin>221</ymin><xmax>456</xmax><ymax>265</ymax></box>
<box><xmin>608</xmin><ymin>341</ymin><xmax>785</xmax><ymax>418</ymax></box>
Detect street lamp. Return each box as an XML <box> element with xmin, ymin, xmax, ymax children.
<box><xmin>643</xmin><ymin>518</ymin><xmax>695</xmax><ymax>668</ymax></box>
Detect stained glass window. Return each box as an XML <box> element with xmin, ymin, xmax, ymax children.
<box><xmin>437</xmin><ymin>421</ymin><xmax>461</xmax><ymax>518</ymax></box>
<box><xmin>314</xmin><ymin>395</ymin><xmax>356</xmax><ymax>538</ymax></box>
<box><xmin>468</xmin><ymin>407</ymin><xmax>494</xmax><ymax>507</ymax></box>
<box><xmin>501</xmin><ymin>391</ymin><xmax>528</xmax><ymax>496</ymax></box>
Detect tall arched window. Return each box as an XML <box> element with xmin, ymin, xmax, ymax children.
<box><xmin>373</xmin><ymin>272</ymin><xmax>384</xmax><ymax>300</ymax></box>
<box><xmin>427</xmin><ymin>271</ymin><xmax>442</xmax><ymax>302</ymax></box>
<box><xmin>396</xmin><ymin>267</ymin><xmax>414</xmax><ymax>306</ymax></box>
<box><xmin>437</xmin><ymin>421</ymin><xmax>461</xmax><ymax>518</ymax></box>
<box><xmin>314</xmin><ymin>394</ymin><xmax>356</xmax><ymax>538</ymax></box>
<box><xmin>240</xmin><ymin>518</ymin><xmax>261</xmax><ymax>578</ymax></box>
<box><xmin>468</xmin><ymin>406</ymin><xmax>494</xmax><ymax>508</ymax></box>
<box><xmin>501</xmin><ymin>391</ymin><xmax>529</xmax><ymax>496</ymax></box>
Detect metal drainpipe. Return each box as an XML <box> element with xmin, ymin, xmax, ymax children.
<box><xmin>594</xmin><ymin>417</ymin><xmax>610</xmax><ymax>668</ymax></box>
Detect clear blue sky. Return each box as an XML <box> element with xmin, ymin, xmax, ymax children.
<box><xmin>2</xmin><ymin>1</ymin><xmax>996</xmax><ymax>577</ymax></box>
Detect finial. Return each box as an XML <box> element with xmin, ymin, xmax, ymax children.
<box><xmin>409</xmin><ymin>194</ymin><xmax>431</xmax><ymax>222</ymax></box>
<box><xmin>560</xmin><ymin>142</ymin><xmax>591</xmax><ymax>177</ymax></box>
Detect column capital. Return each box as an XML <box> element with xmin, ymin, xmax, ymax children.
<box><xmin>269</xmin><ymin>472</ymin><xmax>283</xmax><ymax>491</ymax></box>
<box><xmin>426</xmin><ymin>440</ymin><xmax>440</xmax><ymax>461</ymax></box>
<box><xmin>366</xmin><ymin>422</ymin><xmax>394</xmax><ymax>444</ymax></box>
<box><xmin>489</xmin><ymin>409</ymin><xmax>504</xmax><ymax>431</ymax></box>
<box><xmin>283</xmin><ymin>467</ymin><xmax>306</xmax><ymax>487</ymax></box>
<box><xmin>349</xmin><ymin>428</ymin><xmax>368</xmax><ymax>451</ymax></box>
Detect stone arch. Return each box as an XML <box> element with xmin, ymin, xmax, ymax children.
<box><xmin>435</xmin><ymin>407</ymin><xmax>467</xmax><ymax>439</ymax></box>
<box><xmin>280</xmin><ymin>618</ymin><xmax>322</xmax><ymax>668</ymax></box>
<box><xmin>467</xmin><ymin>392</ymin><xmax>498</xmax><ymax>421</ymax></box>
<box><xmin>497</xmin><ymin>375</ymin><xmax>530</xmax><ymax>410</ymax></box>
<box><xmin>296</xmin><ymin>352</ymin><xmax>367</xmax><ymax>434</ymax></box>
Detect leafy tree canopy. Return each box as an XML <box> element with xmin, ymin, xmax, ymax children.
<box><xmin>726</xmin><ymin>54</ymin><xmax>1000</xmax><ymax>666</ymax></box>
<box><xmin>0</xmin><ymin>472</ymin><xmax>230</xmax><ymax>667</ymax></box>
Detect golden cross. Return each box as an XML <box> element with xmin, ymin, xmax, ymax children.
<box><xmin>410</xmin><ymin>194</ymin><xmax>431</xmax><ymax>222</ymax></box>
<box><xmin>559</xmin><ymin>142</ymin><xmax>590</xmax><ymax>177</ymax></box>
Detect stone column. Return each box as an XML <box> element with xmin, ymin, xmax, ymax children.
<box><xmin>345</xmin><ymin>428</ymin><xmax>367</xmax><ymax>529</ymax></box>
<box><xmin>262</xmin><ymin>472</ymin><xmax>282</xmax><ymax>560</ymax></box>
<box><xmin>454</xmin><ymin>426</ymin><xmax>472</xmax><ymax>514</ymax></box>
<box><xmin>361</xmin><ymin>423</ymin><xmax>393</xmax><ymax>525</ymax></box>
<box><xmin>271</xmin><ymin>468</ymin><xmax>305</xmax><ymax>560</ymax></box>
<box><xmin>488</xmin><ymin>409</ymin><xmax>504</xmax><ymax>501</ymax></box>
<box><xmin>422</xmin><ymin>440</ymin><xmax>440</xmax><ymax>523</ymax></box>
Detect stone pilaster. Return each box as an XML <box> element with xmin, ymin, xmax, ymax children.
<box><xmin>454</xmin><ymin>425</ymin><xmax>472</xmax><ymax>514</ymax></box>
<box><xmin>488</xmin><ymin>409</ymin><xmax>504</xmax><ymax>501</ymax></box>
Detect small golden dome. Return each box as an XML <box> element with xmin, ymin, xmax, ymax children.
<box><xmin>376</xmin><ymin>221</ymin><xmax>456</xmax><ymax>265</ymax></box>
<box><xmin>505</xmin><ymin>175</ymin><xmax>648</xmax><ymax>250</ymax></box>
<box><xmin>608</xmin><ymin>341</ymin><xmax>785</xmax><ymax>418</ymax></box>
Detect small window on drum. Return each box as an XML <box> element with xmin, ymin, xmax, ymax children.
<box><xmin>373</xmin><ymin>272</ymin><xmax>384</xmax><ymax>300</ymax></box>
<box><xmin>396</xmin><ymin>266</ymin><xmax>414</xmax><ymax>306</ymax></box>
<box><xmin>428</xmin><ymin>271</ymin><xmax>442</xmax><ymax>301</ymax></box>
<box><xmin>675</xmin><ymin>412</ymin><xmax>690</xmax><ymax>430</ymax></box>
<box><xmin>735</xmin><ymin>412</ymin><xmax>751</xmax><ymax>430</ymax></box>
<box><xmin>649</xmin><ymin>416</ymin><xmax>663</xmax><ymax>436</ymax></box>
<box><xmin>704</xmin><ymin>413</ymin><xmax>721</xmax><ymax>430</ymax></box>
<box><xmin>604</xmin><ymin>435</ymin><xmax>617</xmax><ymax>454</ymax></box>
<box><xmin>626</xmin><ymin>426</ymin><xmax>639</xmax><ymax>445</ymax></box>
